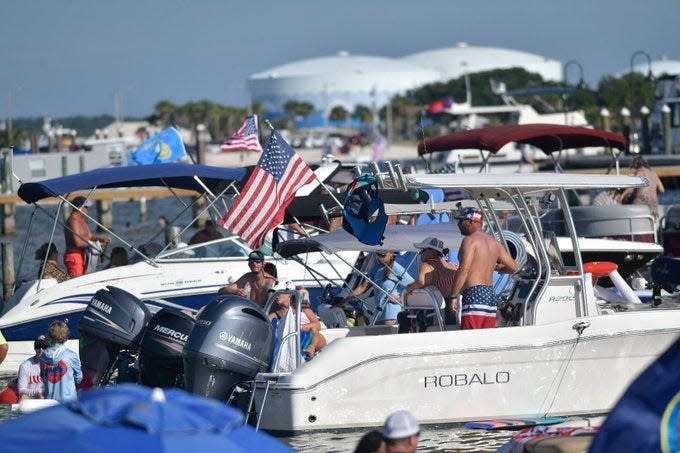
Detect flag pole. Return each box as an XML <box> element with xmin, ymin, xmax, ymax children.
<box><xmin>263</xmin><ymin>120</ymin><xmax>344</xmax><ymax>210</ymax></box>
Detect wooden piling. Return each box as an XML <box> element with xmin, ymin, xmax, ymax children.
<box><xmin>191</xmin><ymin>196</ymin><xmax>207</xmax><ymax>229</ymax></box>
<box><xmin>2</xmin><ymin>242</ymin><xmax>15</xmax><ymax>302</ymax></box>
<box><xmin>96</xmin><ymin>200</ymin><xmax>113</xmax><ymax>231</ymax></box>
<box><xmin>139</xmin><ymin>197</ymin><xmax>147</xmax><ymax>224</ymax></box>
<box><xmin>1</xmin><ymin>203</ymin><xmax>16</xmax><ymax>235</ymax></box>
<box><xmin>165</xmin><ymin>226</ymin><xmax>181</xmax><ymax>248</ymax></box>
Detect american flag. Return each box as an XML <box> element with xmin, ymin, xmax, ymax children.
<box><xmin>220</xmin><ymin>130</ymin><xmax>316</xmax><ymax>248</ymax></box>
<box><xmin>220</xmin><ymin>115</ymin><xmax>263</xmax><ymax>153</ymax></box>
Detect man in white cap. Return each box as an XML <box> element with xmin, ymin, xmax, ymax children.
<box><xmin>451</xmin><ymin>207</ymin><xmax>518</xmax><ymax>329</ymax></box>
<box><xmin>382</xmin><ymin>410</ymin><xmax>419</xmax><ymax>453</ymax></box>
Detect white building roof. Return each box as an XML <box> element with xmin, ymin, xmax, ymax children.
<box><xmin>401</xmin><ymin>42</ymin><xmax>563</xmax><ymax>82</ymax></box>
<box><xmin>249</xmin><ymin>51</ymin><xmax>439</xmax><ymax>81</ymax></box>
<box><xmin>628</xmin><ymin>56</ymin><xmax>680</xmax><ymax>78</ymax></box>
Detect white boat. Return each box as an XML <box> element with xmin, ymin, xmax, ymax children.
<box><xmin>239</xmin><ymin>171</ymin><xmax>680</xmax><ymax>433</ymax></box>
<box><xmin>0</xmin><ymin>164</ymin><xmax>350</xmax><ymax>374</ymax></box>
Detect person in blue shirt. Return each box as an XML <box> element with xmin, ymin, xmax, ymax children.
<box><xmin>40</xmin><ymin>320</ymin><xmax>82</xmax><ymax>402</ymax></box>
<box><xmin>342</xmin><ymin>251</ymin><xmax>414</xmax><ymax>325</ymax></box>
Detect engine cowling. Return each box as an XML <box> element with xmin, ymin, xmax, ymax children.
<box><xmin>183</xmin><ymin>295</ymin><xmax>273</xmax><ymax>401</ymax></box>
<box><xmin>138</xmin><ymin>308</ymin><xmax>195</xmax><ymax>388</ymax></box>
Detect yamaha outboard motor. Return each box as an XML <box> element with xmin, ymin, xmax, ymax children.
<box><xmin>138</xmin><ymin>308</ymin><xmax>195</xmax><ymax>388</ymax></box>
<box><xmin>78</xmin><ymin>286</ymin><xmax>151</xmax><ymax>386</ymax></box>
<box><xmin>183</xmin><ymin>295</ymin><xmax>273</xmax><ymax>402</ymax></box>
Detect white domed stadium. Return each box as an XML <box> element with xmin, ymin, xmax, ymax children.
<box><xmin>248</xmin><ymin>51</ymin><xmax>441</xmax><ymax>118</ymax></box>
<box><xmin>401</xmin><ymin>42</ymin><xmax>563</xmax><ymax>83</ymax></box>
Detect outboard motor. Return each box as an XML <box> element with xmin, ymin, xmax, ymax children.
<box><xmin>183</xmin><ymin>295</ymin><xmax>273</xmax><ymax>402</ymax></box>
<box><xmin>78</xmin><ymin>286</ymin><xmax>151</xmax><ymax>386</ymax></box>
<box><xmin>138</xmin><ymin>308</ymin><xmax>195</xmax><ymax>388</ymax></box>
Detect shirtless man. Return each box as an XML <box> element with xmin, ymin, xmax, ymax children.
<box><xmin>218</xmin><ymin>250</ymin><xmax>276</xmax><ymax>307</ymax></box>
<box><xmin>63</xmin><ymin>196</ymin><xmax>110</xmax><ymax>277</ymax></box>
<box><xmin>450</xmin><ymin>207</ymin><xmax>518</xmax><ymax>329</ymax></box>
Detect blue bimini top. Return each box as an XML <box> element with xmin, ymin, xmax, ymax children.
<box><xmin>18</xmin><ymin>163</ymin><xmax>247</xmax><ymax>204</ymax></box>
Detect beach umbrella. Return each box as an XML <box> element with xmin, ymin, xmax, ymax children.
<box><xmin>0</xmin><ymin>384</ymin><xmax>292</xmax><ymax>453</ymax></box>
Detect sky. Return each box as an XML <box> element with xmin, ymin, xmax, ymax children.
<box><xmin>2</xmin><ymin>0</ymin><xmax>680</xmax><ymax>119</ymax></box>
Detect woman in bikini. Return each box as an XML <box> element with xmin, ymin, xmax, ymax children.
<box><xmin>405</xmin><ymin>237</ymin><xmax>458</xmax><ymax>323</ymax></box>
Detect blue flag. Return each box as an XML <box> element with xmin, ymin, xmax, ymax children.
<box><xmin>131</xmin><ymin>127</ymin><xmax>187</xmax><ymax>165</ymax></box>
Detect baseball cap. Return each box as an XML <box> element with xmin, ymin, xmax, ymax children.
<box><xmin>413</xmin><ymin>237</ymin><xmax>445</xmax><ymax>254</ymax></box>
<box><xmin>72</xmin><ymin>196</ymin><xmax>93</xmax><ymax>208</ymax></box>
<box><xmin>34</xmin><ymin>335</ymin><xmax>49</xmax><ymax>350</ymax></box>
<box><xmin>383</xmin><ymin>410</ymin><xmax>419</xmax><ymax>439</ymax></box>
<box><xmin>248</xmin><ymin>250</ymin><xmax>265</xmax><ymax>262</ymax></box>
<box><xmin>454</xmin><ymin>206</ymin><xmax>483</xmax><ymax>222</ymax></box>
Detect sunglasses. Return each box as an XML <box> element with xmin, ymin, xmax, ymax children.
<box><xmin>248</xmin><ymin>259</ymin><xmax>263</xmax><ymax>264</ymax></box>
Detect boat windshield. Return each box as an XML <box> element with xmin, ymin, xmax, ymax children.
<box><xmin>156</xmin><ymin>235</ymin><xmax>275</xmax><ymax>260</ymax></box>
<box><xmin>157</xmin><ymin>236</ymin><xmax>249</xmax><ymax>259</ymax></box>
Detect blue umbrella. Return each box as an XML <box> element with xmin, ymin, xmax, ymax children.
<box><xmin>0</xmin><ymin>384</ymin><xmax>292</xmax><ymax>453</ymax></box>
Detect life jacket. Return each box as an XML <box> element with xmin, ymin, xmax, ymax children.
<box><xmin>342</xmin><ymin>174</ymin><xmax>387</xmax><ymax>246</ymax></box>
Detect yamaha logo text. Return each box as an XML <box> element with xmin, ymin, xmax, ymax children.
<box><xmin>91</xmin><ymin>299</ymin><xmax>112</xmax><ymax>315</ymax></box>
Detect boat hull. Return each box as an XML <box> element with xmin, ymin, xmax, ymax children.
<box><xmin>251</xmin><ymin>311</ymin><xmax>680</xmax><ymax>432</ymax></box>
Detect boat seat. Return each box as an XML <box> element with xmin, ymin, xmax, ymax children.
<box><xmin>402</xmin><ymin>287</ymin><xmax>446</xmax><ymax>331</ymax></box>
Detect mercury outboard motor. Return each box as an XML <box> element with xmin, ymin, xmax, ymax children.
<box><xmin>183</xmin><ymin>295</ymin><xmax>273</xmax><ymax>402</ymax></box>
<box><xmin>138</xmin><ymin>308</ymin><xmax>195</xmax><ymax>388</ymax></box>
<box><xmin>78</xmin><ymin>286</ymin><xmax>151</xmax><ymax>386</ymax></box>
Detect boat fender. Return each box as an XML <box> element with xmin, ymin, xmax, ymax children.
<box><xmin>0</xmin><ymin>384</ymin><xmax>18</xmax><ymax>404</ymax></box>
<box><xmin>584</xmin><ymin>261</ymin><xmax>642</xmax><ymax>304</ymax></box>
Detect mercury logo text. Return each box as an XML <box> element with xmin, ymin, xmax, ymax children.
<box><xmin>153</xmin><ymin>325</ymin><xmax>188</xmax><ymax>342</ymax></box>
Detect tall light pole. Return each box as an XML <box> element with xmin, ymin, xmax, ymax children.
<box><xmin>600</xmin><ymin>108</ymin><xmax>610</xmax><ymax>131</ymax></box>
<box><xmin>562</xmin><ymin>60</ymin><xmax>584</xmax><ymax>125</ymax></box>
<box><xmin>629</xmin><ymin>50</ymin><xmax>653</xmax><ymax>135</ymax></box>
<box><xmin>640</xmin><ymin>105</ymin><xmax>651</xmax><ymax>153</ymax></box>
<box><xmin>620</xmin><ymin>107</ymin><xmax>632</xmax><ymax>153</ymax></box>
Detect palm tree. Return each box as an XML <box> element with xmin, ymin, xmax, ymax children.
<box><xmin>329</xmin><ymin>105</ymin><xmax>349</xmax><ymax>123</ymax></box>
<box><xmin>283</xmin><ymin>100</ymin><xmax>316</xmax><ymax>128</ymax></box>
<box><xmin>352</xmin><ymin>104</ymin><xmax>373</xmax><ymax>124</ymax></box>
<box><xmin>153</xmin><ymin>100</ymin><xmax>178</xmax><ymax>126</ymax></box>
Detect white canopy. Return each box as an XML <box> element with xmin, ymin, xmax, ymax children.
<box><xmin>276</xmin><ymin>223</ymin><xmax>463</xmax><ymax>258</ymax></box>
<box><xmin>397</xmin><ymin>173</ymin><xmax>648</xmax><ymax>190</ymax></box>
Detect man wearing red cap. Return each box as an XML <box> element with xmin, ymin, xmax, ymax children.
<box><xmin>451</xmin><ymin>207</ymin><xmax>518</xmax><ymax>329</ymax></box>
<box><xmin>63</xmin><ymin>196</ymin><xmax>110</xmax><ymax>277</ymax></box>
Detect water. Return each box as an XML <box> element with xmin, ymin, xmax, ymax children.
<box><xmin>279</xmin><ymin>427</ymin><xmax>513</xmax><ymax>452</ymax></box>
